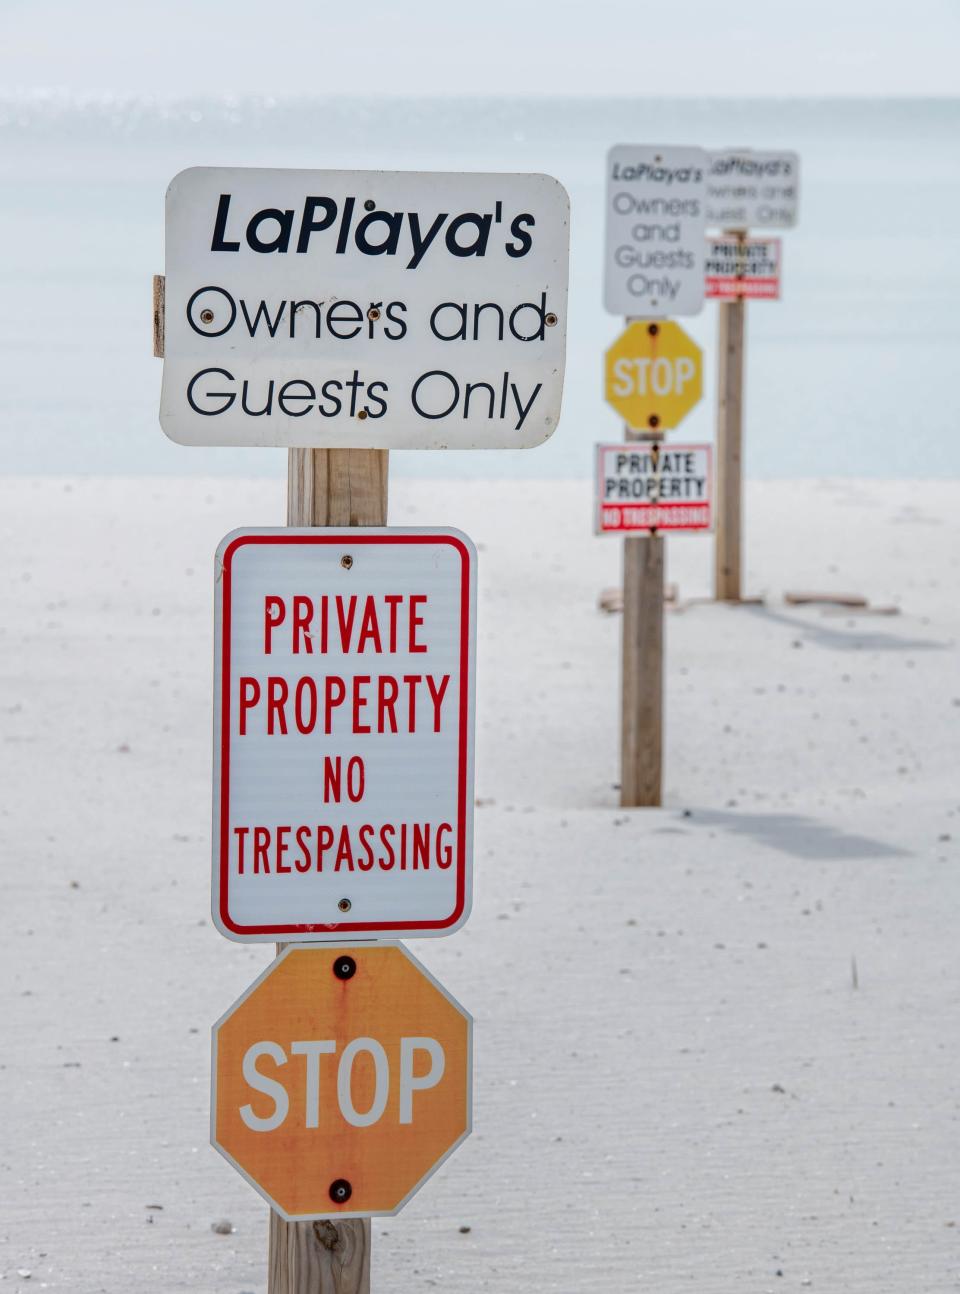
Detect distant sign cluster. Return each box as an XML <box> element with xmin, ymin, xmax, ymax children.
<box><xmin>600</xmin><ymin>144</ymin><xmax>799</xmax><ymax>534</ymax></box>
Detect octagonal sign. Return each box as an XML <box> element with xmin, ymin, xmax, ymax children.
<box><xmin>604</xmin><ymin>320</ymin><xmax>703</xmax><ymax>433</ymax></box>
<box><xmin>212</xmin><ymin>944</ymin><xmax>472</xmax><ymax>1220</ymax></box>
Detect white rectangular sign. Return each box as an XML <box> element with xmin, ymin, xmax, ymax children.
<box><xmin>213</xmin><ymin>529</ymin><xmax>476</xmax><ymax>942</ymax></box>
<box><xmin>706</xmin><ymin>151</ymin><xmax>799</xmax><ymax>229</ymax></box>
<box><xmin>604</xmin><ymin>145</ymin><xmax>708</xmax><ymax>318</ymax></box>
<box><xmin>161</xmin><ymin>167</ymin><xmax>569</xmax><ymax>449</ymax></box>
<box><xmin>595</xmin><ymin>443</ymin><xmax>712</xmax><ymax>534</ymax></box>
<box><xmin>705</xmin><ymin>236</ymin><xmax>781</xmax><ymax>300</ymax></box>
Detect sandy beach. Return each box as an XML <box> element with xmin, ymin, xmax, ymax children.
<box><xmin>1</xmin><ymin>474</ymin><xmax>957</xmax><ymax>1292</ymax></box>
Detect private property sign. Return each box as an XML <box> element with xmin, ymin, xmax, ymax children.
<box><xmin>595</xmin><ymin>443</ymin><xmax>712</xmax><ymax>534</ymax></box>
<box><xmin>160</xmin><ymin>167</ymin><xmax>570</xmax><ymax>449</ymax></box>
<box><xmin>604</xmin><ymin>145</ymin><xmax>707</xmax><ymax>317</ymax></box>
<box><xmin>706</xmin><ymin>151</ymin><xmax>799</xmax><ymax>229</ymax></box>
<box><xmin>212</xmin><ymin>944</ymin><xmax>471</xmax><ymax>1219</ymax></box>
<box><xmin>705</xmin><ymin>237</ymin><xmax>781</xmax><ymax>300</ymax></box>
<box><xmin>213</xmin><ymin>529</ymin><xmax>476</xmax><ymax>942</ymax></box>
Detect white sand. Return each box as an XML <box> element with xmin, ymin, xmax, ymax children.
<box><xmin>1</xmin><ymin>476</ymin><xmax>958</xmax><ymax>1293</ymax></box>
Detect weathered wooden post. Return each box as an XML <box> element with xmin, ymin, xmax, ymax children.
<box><xmin>713</xmin><ymin>229</ymin><xmax>746</xmax><ymax>602</ymax></box>
<box><xmin>269</xmin><ymin>447</ymin><xmax>388</xmax><ymax>1294</ymax></box>
<box><xmin>619</xmin><ymin>434</ymin><xmax>664</xmax><ymax>807</ymax></box>
<box><xmin>705</xmin><ymin>150</ymin><xmax>800</xmax><ymax>601</ymax></box>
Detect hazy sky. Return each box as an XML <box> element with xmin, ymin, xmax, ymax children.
<box><xmin>1</xmin><ymin>0</ymin><xmax>957</xmax><ymax>97</ymax></box>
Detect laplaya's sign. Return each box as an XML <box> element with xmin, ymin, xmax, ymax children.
<box><xmin>160</xmin><ymin>167</ymin><xmax>570</xmax><ymax>450</ymax></box>
<box><xmin>706</xmin><ymin>151</ymin><xmax>799</xmax><ymax>229</ymax></box>
<box><xmin>603</xmin><ymin>145</ymin><xmax>708</xmax><ymax>318</ymax></box>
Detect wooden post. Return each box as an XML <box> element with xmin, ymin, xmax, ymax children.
<box><xmin>286</xmin><ymin>447</ymin><xmax>389</xmax><ymax>530</ymax></box>
<box><xmin>267</xmin><ymin>445</ymin><xmax>387</xmax><ymax>1294</ymax></box>
<box><xmin>269</xmin><ymin>1210</ymin><xmax>370</xmax><ymax>1294</ymax></box>
<box><xmin>620</xmin><ymin>427</ymin><xmax>663</xmax><ymax>809</ymax></box>
<box><xmin>152</xmin><ymin>274</ymin><xmax>165</xmax><ymax>358</ymax></box>
<box><xmin>714</xmin><ymin>229</ymin><xmax>747</xmax><ymax>602</ymax></box>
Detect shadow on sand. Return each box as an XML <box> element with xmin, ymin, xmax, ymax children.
<box><xmin>681</xmin><ymin>808</ymin><xmax>910</xmax><ymax>861</ymax></box>
<box><xmin>742</xmin><ymin>604</ymin><xmax>947</xmax><ymax>654</ymax></box>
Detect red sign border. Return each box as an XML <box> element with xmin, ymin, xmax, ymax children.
<box><xmin>214</xmin><ymin>530</ymin><xmax>474</xmax><ymax>940</ymax></box>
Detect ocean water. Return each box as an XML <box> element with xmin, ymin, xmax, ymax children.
<box><xmin>1</xmin><ymin>93</ymin><xmax>958</xmax><ymax>479</ymax></box>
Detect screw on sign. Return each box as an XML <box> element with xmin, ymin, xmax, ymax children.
<box><xmin>211</xmin><ymin>944</ymin><xmax>471</xmax><ymax>1220</ymax></box>
<box><xmin>604</xmin><ymin>320</ymin><xmax>703</xmax><ymax>433</ymax></box>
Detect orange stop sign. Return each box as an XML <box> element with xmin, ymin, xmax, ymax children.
<box><xmin>212</xmin><ymin>944</ymin><xmax>472</xmax><ymax>1219</ymax></box>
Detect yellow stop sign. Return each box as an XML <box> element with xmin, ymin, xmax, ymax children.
<box><xmin>604</xmin><ymin>320</ymin><xmax>703</xmax><ymax>432</ymax></box>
